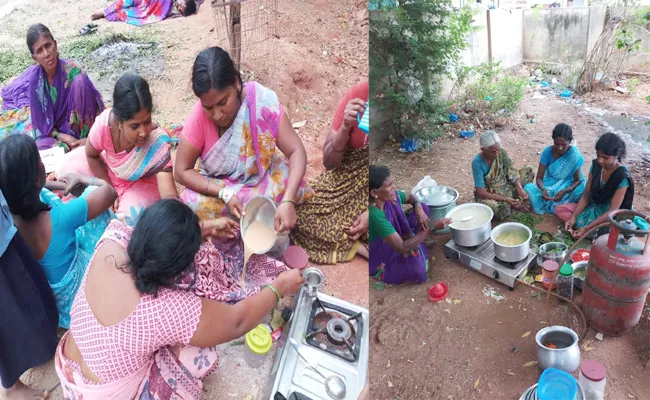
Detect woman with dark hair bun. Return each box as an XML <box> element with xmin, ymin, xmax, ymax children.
<box><xmin>54</xmin><ymin>199</ymin><xmax>304</xmax><ymax>399</ymax></box>
<box><xmin>0</xmin><ymin>23</ymin><xmax>104</xmax><ymax>151</ymax></box>
<box><xmin>175</xmin><ymin>46</ymin><xmax>313</xmax><ymax>233</ymax></box>
<box><xmin>556</xmin><ymin>132</ymin><xmax>645</xmax><ymax>238</ymax></box>
<box><xmin>57</xmin><ymin>73</ymin><xmax>190</xmax><ymax>225</ymax></box>
<box><xmin>524</xmin><ymin>123</ymin><xmax>586</xmax><ymax>215</ymax></box>
<box><xmin>0</xmin><ymin>135</ymin><xmax>117</xmax><ymax>329</ymax></box>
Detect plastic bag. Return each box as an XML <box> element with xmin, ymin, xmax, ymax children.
<box><xmin>411</xmin><ymin>176</ymin><xmax>437</xmax><ymax>197</ymax></box>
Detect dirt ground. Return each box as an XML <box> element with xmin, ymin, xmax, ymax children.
<box><xmin>369</xmin><ymin>86</ymin><xmax>650</xmax><ymax>399</ymax></box>
<box><xmin>0</xmin><ymin>0</ymin><xmax>368</xmax><ymax>398</ymax></box>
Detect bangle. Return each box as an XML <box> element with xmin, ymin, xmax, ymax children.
<box><xmin>88</xmin><ymin>177</ymin><xmax>96</xmax><ymax>186</ymax></box>
<box><xmin>264</xmin><ymin>284</ymin><xmax>281</xmax><ymax>305</ymax></box>
<box><xmin>280</xmin><ymin>199</ymin><xmax>296</xmax><ymax>207</ymax></box>
<box><xmin>53</xmin><ymin>131</ymin><xmax>59</xmax><ymax>140</ymax></box>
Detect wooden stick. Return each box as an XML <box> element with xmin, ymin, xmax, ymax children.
<box><xmin>231</xmin><ymin>2</ymin><xmax>242</xmax><ymax>70</ymax></box>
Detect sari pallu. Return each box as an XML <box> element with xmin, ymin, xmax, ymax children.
<box><xmin>39</xmin><ymin>188</ymin><xmax>115</xmax><ymax>329</ymax></box>
<box><xmin>369</xmin><ymin>193</ymin><xmax>429</xmax><ymax>285</ymax></box>
<box><xmin>180</xmin><ymin>82</ymin><xmax>313</xmax><ymax>221</ymax></box>
<box><xmin>524</xmin><ymin>146</ymin><xmax>586</xmax><ymax>215</ymax></box>
<box><xmin>0</xmin><ymin>59</ymin><xmax>104</xmax><ymax>150</ymax></box>
<box><xmin>477</xmin><ymin>149</ymin><xmax>535</xmax><ymax>220</ymax></box>
<box><xmin>292</xmin><ymin>146</ymin><xmax>369</xmax><ymax>264</ymax></box>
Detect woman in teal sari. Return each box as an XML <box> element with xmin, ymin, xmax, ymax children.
<box><xmin>524</xmin><ymin>123</ymin><xmax>586</xmax><ymax>215</ymax></box>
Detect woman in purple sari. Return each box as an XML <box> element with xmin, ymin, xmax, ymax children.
<box><xmin>0</xmin><ymin>24</ymin><xmax>104</xmax><ymax>151</ymax></box>
<box><xmin>368</xmin><ymin>166</ymin><xmax>451</xmax><ymax>285</ymax></box>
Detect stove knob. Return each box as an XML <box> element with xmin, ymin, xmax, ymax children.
<box><xmin>492</xmin><ymin>270</ymin><xmax>500</xmax><ymax>280</ymax></box>
<box><xmin>449</xmin><ymin>251</ymin><xmax>460</xmax><ymax>260</ymax></box>
<box><xmin>281</xmin><ymin>307</ymin><xmax>293</xmax><ymax>323</ymax></box>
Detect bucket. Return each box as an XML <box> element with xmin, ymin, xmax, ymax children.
<box><xmin>430</xmin><ymin>202</ymin><xmax>456</xmax><ymax>234</ymax></box>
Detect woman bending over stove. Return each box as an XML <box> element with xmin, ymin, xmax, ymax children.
<box><xmin>368</xmin><ymin>165</ymin><xmax>451</xmax><ymax>285</ymax></box>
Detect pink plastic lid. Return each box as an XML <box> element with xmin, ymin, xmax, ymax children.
<box><xmin>542</xmin><ymin>260</ymin><xmax>559</xmax><ymax>272</ymax></box>
<box><xmin>581</xmin><ymin>360</ymin><xmax>607</xmax><ymax>382</ymax></box>
<box><xmin>283</xmin><ymin>246</ymin><xmax>309</xmax><ymax>270</ymax></box>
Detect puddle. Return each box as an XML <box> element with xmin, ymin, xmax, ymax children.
<box><xmin>582</xmin><ymin>106</ymin><xmax>650</xmax><ymax>157</ymax></box>
<box><xmin>84</xmin><ymin>41</ymin><xmax>164</xmax><ymax>101</ymax></box>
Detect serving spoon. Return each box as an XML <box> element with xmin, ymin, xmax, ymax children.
<box><xmin>289</xmin><ymin>338</ymin><xmax>347</xmax><ymax>399</ymax></box>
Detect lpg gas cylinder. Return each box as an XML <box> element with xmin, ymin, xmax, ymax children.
<box><xmin>583</xmin><ymin>210</ymin><xmax>650</xmax><ymax>336</ymax></box>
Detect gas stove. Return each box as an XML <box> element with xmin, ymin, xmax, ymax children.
<box><xmin>444</xmin><ymin>239</ymin><xmax>536</xmax><ymax>289</ymax></box>
<box><xmin>267</xmin><ymin>281</ymin><xmax>369</xmax><ymax>400</ymax></box>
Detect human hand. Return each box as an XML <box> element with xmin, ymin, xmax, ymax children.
<box><xmin>201</xmin><ymin>218</ymin><xmax>239</xmax><ymax>239</ymax></box>
<box><xmin>415</xmin><ymin>205</ymin><xmax>430</xmax><ymax>231</ymax></box>
<box><xmin>341</xmin><ymin>98</ymin><xmax>367</xmax><ymax>132</ymax></box>
<box><xmin>553</xmin><ymin>190</ymin><xmax>567</xmax><ymax>202</ymax></box>
<box><xmin>565</xmin><ymin>218</ymin><xmax>576</xmax><ymax>232</ymax></box>
<box><xmin>274</xmin><ymin>201</ymin><xmax>297</xmax><ymax>233</ymax></box>
<box><xmin>505</xmin><ymin>197</ymin><xmax>520</xmax><ymax>207</ymax></box>
<box><xmin>273</xmin><ymin>268</ymin><xmax>305</xmax><ymax>297</ymax></box>
<box><xmin>345</xmin><ymin>210</ymin><xmax>369</xmax><ymax>241</ymax></box>
<box><xmin>572</xmin><ymin>227</ymin><xmax>587</xmax><ymax>239</ymax></box>
<box><xmin>518</xmin><ymin>188</ymin><xmax>529</xmax><ymax>201</ymax></box>
<box><xmin>59</xmin><ymin>173</ymin><xmax>89</xmax><ymax>197</ymax></box>
<box><xmin>541</xmin><ymin>188</ymin><xmax>550</xmax><ymax>201</ymax></box>
<box><xmin>225</xmin><ymin>193</ymin><xmax>243</xmax><ymax>219</ymax></box>
<box><xmin>433</xmin><ymin>218</ymin><xmax>452</xmax><ymax>230</ymax></box>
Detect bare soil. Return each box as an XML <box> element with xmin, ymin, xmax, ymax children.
<box><xmin>0</xmin><ymin>0</ymin><xmax>368</xmax><ymax>398</ymax></box>
<box><xmin>369</xmin><ymin>89</ymin><xmax>650</xmax><ymax>399</ymax></box>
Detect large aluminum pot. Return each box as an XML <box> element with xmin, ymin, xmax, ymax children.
<box><xmin>444</xmin><ymin>203</ymin><xmax>493</xmax><ymax>247</ymax></box>
<box><xmin>491</xmin><ymin>222</ymin><xmax>532</xmax><ymax>263</ymax></box>
<box><xmin>535</xmin><ymin>326</ymin><xmax>581</xmax><ymax>373</ymax></box>
<box><xmin>414</xmin><ymin>186</ymin><xmax>459</xmax><ymax>234</ymax></box>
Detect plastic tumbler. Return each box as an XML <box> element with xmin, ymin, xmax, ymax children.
<box><xmin>244</xmin><ymin>324</ymin><xmax>272</xmax><ymax>368</ymax></box>
<box><xmin>357</xmin><ymin>106</ymin><xmax>369</xmax><ymax>133</ymax></box>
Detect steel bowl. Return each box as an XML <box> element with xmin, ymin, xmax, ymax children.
<box><xmin>445</xmin><ymin>203</ymin><xmax>494</xmax><ymax>247</ymax></box>
<box><xmin>535</xmin><ymin>326</ymin><xmax>581</xmax><ymax>373</ymax></box>
<box><xmin>491</xmin><ymin>222</ymin><xmax>532</xmax><ymax>263</ymax></box>
<box><xmin>538</xmin><ymin>242</ymin><xmax>569</xmax><ymax>267</ymax></box>
<box><xmin>572</xmin><ymin>261</ymin><xmax>588</xmax><ymax>290</ymax></box>
<box><xmin>240</xmin><ymin>195</ymin><xmax>277</xmax><ymax>254</ymax></box>
<box><xmin>414</xmin><ymin>186</ymin><xmax>459</xmax><ymax>208</ymax></box>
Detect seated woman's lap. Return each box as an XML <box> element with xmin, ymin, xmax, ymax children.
<box><xmin>554</xmin><ymin>203</ymin><xmax>577</xmax><ymax>222</ymax></box>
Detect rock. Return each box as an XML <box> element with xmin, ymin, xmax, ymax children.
<box><xmin>551</xmin><ymin>78</ymin><xmax>558</xmax><ymax>84</ymax></box>
<box><xmin>534</xmin><ymin>69</ymin><xmax>543</xmax><ymax>78</ymax></box>
<box><xmin>595</xmin><ymin>332</ymin><xmax>604</xmax><ymax>341</ymax></box>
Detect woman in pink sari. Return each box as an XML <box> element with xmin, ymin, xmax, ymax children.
<box><xmin>174</xmin><ymin>47</ymin><xmax>313</xmax><ymax>234</ymax></box>
<box><xmin>58</xmin><ymin>74</ymin><xmax>180</xmax><ymax>225</ymax></box>
<box><xmin>55</xmin><ymin>199</ymin><xmax>303</xmax><ymax>399</ymax></box>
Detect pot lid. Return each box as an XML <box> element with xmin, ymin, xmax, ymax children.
<box><xmin>283</xmin><ymin>246</ymin><xmax>309</xmax><ymax>269</ymax></box>
<box><xmin>415</xmin><ymin>186</ymin><xmax>458</xmax><ymax>207</ymax></box>
<box><xmin>245</xmin><ymin>324</ymin><xmax>272</xmax><ymax>354</ymax></box>
<box><xmin>560</xmin><ymin>264</ymin><xmax>573</xmax><ymax>276</ymax></box>
<box><xmin>581</xmin><ymin>360</ymin><xmax>606</xmax><ymax>382</ymax></box>
<box><xmin>542</xmin><ymin>260</ymin><xmax>559</xmax><ymax>272</ymax></box>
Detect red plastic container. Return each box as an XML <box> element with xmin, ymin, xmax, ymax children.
<box><xmin>282</xmin><ymin>246</ymin><xmax>309</xmax><ymax>270</ymax></box>
<box><xmin>428</xmin><ymin>282</ymin><xmax>448</xmax><ymax>302</ymax></box>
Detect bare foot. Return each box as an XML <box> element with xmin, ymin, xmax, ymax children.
<box><xmin>3</xmin><ymin>381</ymin><xmax>48</xmax><ymax>400</ymax></box>
<box><xmin>91</xmin><ymin>11</ymin><xmax>105</xmax><ymax>20</ymax></box>
<box><xmin>356</xmin><ymin>244</ymin><xmax>368</xmax><ymax>259</ymax></box>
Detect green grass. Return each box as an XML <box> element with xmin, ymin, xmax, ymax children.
<box><xmin>0</xmin><ymin>31</ymin><xmax>159</xmax><ymax>85</ymax></box>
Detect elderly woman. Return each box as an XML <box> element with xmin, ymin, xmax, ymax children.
<box><xmin>0</xmin><ymin>24</ymin><xmax>104</xmax><ymax>151</ymax></box>
<box><xmin>292</xmin><ymin>81</ymin><xmax>369</xmax><ymax>263</ymax></box>
<box><xmin>524</xmin><ymin>123</ymin><xmax>586</xmax><ymax>215</ymax></box>
<box><xmin>369</xmin><ymin>165</ymin><xmax>451</xmax><ymax>285</ymax></box>
<box><xmin>472</xmin><ymin>131</ymin><xmax>535</xmax><ymax>220</ymax></box>
<box><xmin>91</xmin><ymin>0</ymin><xmax>200</xmax><ymax>26</ymax></box>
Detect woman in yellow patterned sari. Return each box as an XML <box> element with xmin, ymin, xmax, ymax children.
<box><xmin>174</xmin><ymin>47</ymin><xmax>313</xmax><ymax>234</ymax></box>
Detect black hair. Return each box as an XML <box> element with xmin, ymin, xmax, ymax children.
<box><xmin>126</xmin><ymin>199</ymin><xmax>201</xmax><ymax>296</ymax></box>
<box><xmin>26</xmin><ymin>23</ymin><xmax>54</xmax><ymax>55</ymax></box>
<box><xmin>183</xmin><ymin>0</ymin><xmax>197</xmax><ymax>16</ymax></box>
<box><xmin>112</xmin><ymin>74</ymin><xmax>153</xmax><ymax>122</ymax></box>
<box><xmin>595</xmin><ymin>132</ymin><xmax>627</xmax><ymax>162</ymax></box>
<box><xmin>369</xmin><ymin>165</ymin><xmax>391</xmax><ymax>202</ymax></box>
<box><xmin>191</xmin><ymin>47</ymin><xmax>242</xmax><ymax>97</ymax></box>
<box><xmin>0</xmin><ymin>135</ymin><xmax>49</xmax><ymax>221</ymax></box>
<box><xmin>552</xmin><ymin>123</ymin><xmax>573</xmax><ymax>142</ymax></box>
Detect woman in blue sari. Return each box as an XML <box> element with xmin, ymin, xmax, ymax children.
<box><xmin>524</xmin><ymin>123</ymin><xmax>586</xmax><ymax>215</ymax></box>
<box><xmin>368</xmin><ymin>165</ymin><xmax>451</xmax><ymax>285</ymax></box>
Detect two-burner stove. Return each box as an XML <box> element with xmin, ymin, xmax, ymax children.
<box><xmin>444</xmin><ymin>238</ymin><xmax>536</xmax><ymax>289</ymax></box>
<box><xmin>267</xmin><ymin>285</ymin><xmax>369</xmax><ymax>400</ymax></box>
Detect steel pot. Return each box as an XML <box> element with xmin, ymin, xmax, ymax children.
<box><xmin>491</xmin><ymin>222</ymin><xmax>532</xmax><ymax>263</ymax></box>
<box><xmin>535</xmin><ymin>326</ymin><xmax>581</xmax><ymax>373</ymax></box>
<box><xmin>414</xmin><ymin>186</ymin><xmax>459</xmax><ymax>234</ymax></box>
<box><xmin>537</xmin><ymin>242</ymin><xmax>569</xmax><ymax>267</ymax></box>
<box><xmin>572</xmin><ymin>261</ymin><xmax>587</xmax><ymax>290</ymax></box>
<box><xmin>445</xmin><ymin>203</ymin><xmax>493</xmax><ymax>247</ymax></box>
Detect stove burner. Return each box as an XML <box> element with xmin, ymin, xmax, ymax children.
<box><xmin>305</xmin><ymin>298</ymin><xmax>363</xmax><ymax>363</ymax></box>
<box><xmin>493</xmin><ymin>256</ymin><xmax>519</xmax><ymax>270</ymax></box>
<box><xmin>326</xmin><ymin>318</ymin><xmax>352</xmax><ymax>345</ymax></box>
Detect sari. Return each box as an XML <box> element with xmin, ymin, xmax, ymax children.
<box><xmin>104</xmin><ymin>0</ymin><xmax>204</xmax><ymax>26</ymax></box>
<box><xmin>524</xmin><ymin>145</ymin><xmax>586</xmax><ymax>215</ymax></box>
<box><xmin>180</xmin><ymin>81</ymin><xmax>313</xmax><ymax>221</ymax></box>
<box><xmin>369</xmin><ymin>192</ymin><xmax>429</xmax><ymax>285</ymax></box>
<box><xmin>292</xmin><ymin>147</ymin><xmax>368</xmax><ymax>264</ymax></box>
<box><xmin>57</xmin><ymin>109</ymin><xmax>181</xmax><ymax>225</ymax></box>
<box><xmin>476</xmin><ymin>149</ymin><xmax>535</xmax><ymax>221</ymax></box>
<box><xmin>0</xmin><ymin>59</ymin><xmax>104</xmax><ymax>150</ymax></box>
<box><xmin>39</xmin><ymin>187</ymin><xmax>115</xmax><ymax>329</ymax></box>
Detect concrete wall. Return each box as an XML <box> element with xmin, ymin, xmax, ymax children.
<box><xmin>489</xmin><ymin>9</ymin><xmax>524</xmax><ymax>69</ymax></box>
<box><xmin>623</xmin><ymin>22</ymin><xmax>650</xmax><ymax>72</ymax></box>
<box><xmin>523</xmin><ymin>7</ymin><xmax>591</xmax><ymax>63</ymax></box>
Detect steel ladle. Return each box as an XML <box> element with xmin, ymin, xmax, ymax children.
<box><xmin>289</xmin><ymin>338</ymin><xmax>347</xmax><ymax>399</ymax></box>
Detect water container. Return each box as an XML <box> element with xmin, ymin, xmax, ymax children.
<box><xmin>537</xmin><ymin>368</ymin><xmax>578</xmax><ymax>400</ymax></box>
<box><xmin>357</xmin><ymin>107</ymin><xmax>369</xmax><ymax>134</ymax></box>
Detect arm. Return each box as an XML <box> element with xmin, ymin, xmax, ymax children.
<box><xmin>382</xmin><ymin>230</ymin><xmax>428</xmax><ymax>254</ymax></box>
<box><xmin>85</xmin><ymin>139</ymin><xmax>112</xmax><ymax>185</ymax></box>
<box><xmin>80</xmin><ymin>177</ymin><xmax>117</xmax><ymax>220</ymax></box>
<box><xmin>276</xmin><ymin>113</ymin><xmax>307</xmax><ymax>202</ymax></box>
<box><xmin>323</xmin><ymin>97</ymin><xmax>366</xmax><ymax>170</ymax></box>
<box><xmin>475</xmin><ymin>187</ymin><xmax>511</xmax><ymax>202</ymax></box>
<box><xmin>156</xmin><ymin>170</ymin><xmax>179</xmax><ymax>199</ymax></box>
<box><xmin>174</xmin><ymin>137</ymin><xmax>223</xmax><ymax>197</ymax></box>
<box><xmin>322</xmin><ymin>129</ymin><xmax>347</xmax><ymax>170</ymax></box>
<box><xmin>535</xmin><ymin>162</ymin><xmax>547</xmax><ymax>190</ymax></box>
<box><xmin>578</xmin><ymin>186</ymin><xmax>627</xmax><ymax>233</ymax></box>
<box><xmin>555</xmin><ymin>169</ymin><xmax>583</xmax><ymax>200</ymax></box>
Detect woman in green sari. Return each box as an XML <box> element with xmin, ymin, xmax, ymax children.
<box><xmin>471</xmin><ymin>131</ymin><xmax>535</xmax><ymax>220</ymax></box>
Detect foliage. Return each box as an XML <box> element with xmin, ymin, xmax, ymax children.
<box><xmin>453</xmin><ymin>61</ymin><xmax>528</xmax><ymax>117</ymax></box>
<box><xmin>626</xmin><ymin>77</ymin><xmax>640</xmax><ymax>94</ymax></box>
<box><xmin>369</xmin><ymin>0</ymin><xmax>475</xmax><ymax>141</ymax></box>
